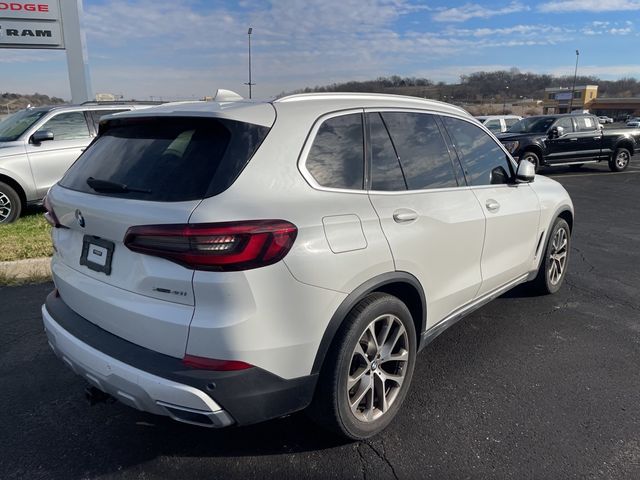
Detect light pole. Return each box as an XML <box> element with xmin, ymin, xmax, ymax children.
<box><xmin>569</xmin><ymin>49</ymin><xmax>579</xmax><ymax>112</ymax></box>
<box><xmin>503</xmin><ymin>85</ymin><xmax>509</xmax><ymax>114</ymax></box>
<box><xmin>244</xmin><ymin>27</ymin><xmax>255</xmax><ymax>99</ymax></box>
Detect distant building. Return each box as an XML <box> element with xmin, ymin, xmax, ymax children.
<box><xmin>95</xmin><ymin>93</ymin><xmax>117</xmax><ymax>102</ymax></box>
<box><xmin>542</xmin><ymin>85</ymin><xmax>598</xmax><ymax>114</ymax></box>
<box><xmin>589</xmin><ymin>98</ymin><xmax>640</xmax><ymax>120</ymax></box>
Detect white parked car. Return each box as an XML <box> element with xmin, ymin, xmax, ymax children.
<box><xmin>475</xmin><ymin>114</ymin><xmax>522</xmax><ymax>133</ymax></box>
<box><xmin>42</xmin><ymin>92</ymin><xmax>573</xmax><ymax>439</ymax></box>
<box><xmin>626</xmin><ymin>117</ymin><xmax>640</xmax><ymax>128</ymax></box>
<box><xmin>598</xmin><ymin>116</ymin><xmax>613</xmax><ymax>124</ymax></box>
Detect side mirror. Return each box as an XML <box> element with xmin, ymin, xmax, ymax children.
<box><xmin>548</xmin><ymin>126</ymin><xmax>564</xmax><ymax>139</ymax></box>
<box><xmin>31</xmin><ymin>130</ymin><xmax>54</xmax><ymax>144</ymax></box>
<box><xmin>490</xmin><ymin>166</ymin><xmax>509</xmax><ymax>185</ymax></box>
<box><xmin>516</xmin><ymin>160</ymin><xmax>535</xmax><ymax>183</ymax></box>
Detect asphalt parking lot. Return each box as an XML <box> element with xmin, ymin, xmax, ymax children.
<box><xmin>1</xmin><ymin>162</ymin><xmax>640</xmax><ymax>479</ymax></box>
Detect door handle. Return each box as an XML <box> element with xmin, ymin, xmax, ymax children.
<box><xmin>485</xmin><ymin>199</ymin><xmax>500</xmax><ymax>212</ymax></box>
<box><xmin>593</xmin><ymin>137</ymin><xmax>601</xmax><ymax>140</ymax></box>
<box><xmin>570</xmin><ymin>137</ymin><xmax>578</xmax><ymax>141</ymax></box>
<box><xmin>393</xmin><ymin>210</ymin><xmax>418</xmax><ymax>223</ymax></box>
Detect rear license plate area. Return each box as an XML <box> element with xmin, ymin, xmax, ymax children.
<box><xmin>80</xmin><ymin>235</ymin><xmax>115</xmax><ymax>275</ymax></box>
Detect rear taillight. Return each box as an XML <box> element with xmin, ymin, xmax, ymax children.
<box><xmin>124</xmin><ymin>220</ymin><xmax>297</xmax><ymax>271</ymax></box>
<box><xmin>43</xmin><ymin>195</ymin><xmax>64</xmax><ymax>228</ymax></box>
<box><xmin>182</xmin><ymin>354</ymin><xmax>253</xmax><ymax>371</ymax></box>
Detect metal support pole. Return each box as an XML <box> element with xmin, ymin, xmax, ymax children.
<box><xmin>60</xmin><ymin>0</ymin><xmax>93</xmax><ymax>103</ymax></box>
<box><xmin>569</xmin><ymin>49</ymin><xmax>579</xmax><ymax>113</ymax></box>
<box><xmin>244</xmin><ymin>27</ymin><xmax>255</xmax><ymax>99</ymax></box>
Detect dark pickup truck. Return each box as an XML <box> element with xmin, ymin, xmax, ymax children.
<box><xmin>496</xmin><ymin>113</ymin><xmax>640</xmax><ymax>172</ymax></box>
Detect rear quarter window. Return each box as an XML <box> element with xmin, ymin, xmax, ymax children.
<box><xmin>59</xmin><ymin>117</ymin><xmax>269</xmax><ymax>201</ymax></box>
<box><xmin>305</xmin><ymin>113</ymin><xmax>364</xmax><ymax>190</ymax></box>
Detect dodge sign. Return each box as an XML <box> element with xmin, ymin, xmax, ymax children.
<box><xmin>0</xmin><ymin>0</ymin><xmax>63</xmax><ymax>48</ymax></box>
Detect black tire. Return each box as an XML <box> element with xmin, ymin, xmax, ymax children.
<box><xmin>520</xmin><ymin>151</ymin><xmax>540</xmax><ymax>173</ymax></box>
<box><xmin>529</xmin><ymin>218</ymin><xmax>571</xmax><ymax>295</ymax></box>
<box><xmin>308</xmin><ymin>292</ymin><xmax>417</xmax><ymax>440</ymax></box>
<box><xmin>0</xmin><ymin>181</ymin><xmax>22</xmax><ymax>224</ymax></box>
<box><xmin>609</xmin><ymin>147</ymin><xmax>631</xmax><ymax>172</ymax></box>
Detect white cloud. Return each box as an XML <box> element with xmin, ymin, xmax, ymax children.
<box><xmin>547</xmin><ymin>64</ymin><xmax>640</xmax><ymax>78</ymax></box>
<box><xmin>450</xmin><ymin>24</ymin><xmax>572</xmax><ymax>38</ymax></box>
<box><xmin>581</xmin><ymin>20</ymin><xmax>634</xmax><ymax>35</ymax></box>
<box><xmin>538</xmin><ymin>0</ymin><xmax>640</xmax><ymax>13</ymax></box>
<box><xmin>433</xmin><ymin>2</ymin><xmax>529</xmax><ymax>22</ymax></box>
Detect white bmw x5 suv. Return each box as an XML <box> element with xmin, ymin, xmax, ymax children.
<box><xmin>42</xmin><ymin>92</ymin><xmax>573</xmax><ymax>439</ymax></box>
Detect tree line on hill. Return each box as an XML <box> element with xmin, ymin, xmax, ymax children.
<box><xmin>1</xmin><ymin>92</ymin><xmax>65</xmax><ymax>114</ymax></box>
<box><xmin>290</xmin><ymin>68</ymin><xmax>640</xmax><ymax>102</ymax></box>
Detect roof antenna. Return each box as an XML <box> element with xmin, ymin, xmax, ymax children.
<box><xmin>213</xmin><ymin>89</ymin><xmax>244</xmax><ymax>102</ymax></box>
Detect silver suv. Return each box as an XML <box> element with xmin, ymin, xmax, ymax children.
<box><xmin>0</xmin><ymin>103</ymin><xmax>152</xmax><ymax>223</ymax></box>
<box><xmin>43</xmin><ymin>93</ymin><xmax>573</xmax><ymax>439</ymax></box>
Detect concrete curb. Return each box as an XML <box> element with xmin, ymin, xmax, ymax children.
<box><xmin>0</xmin><ymin>257</ymin><xmax>51</xmax><ymax>282</ymax></box>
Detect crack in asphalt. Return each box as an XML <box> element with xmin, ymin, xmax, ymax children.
<box><xmin>571</xmin><ymin>246</ymin><xmax>595</xmax><ymax>273</ymax></box>
<box><xmin>363</xmin><ymin>440</ymin><xmax>399</xmax><ymax>480</ymax></box>
<box><xmin>565</xmin><ymin>278</ymin><xmax>640</xmax><ymax>314</ymax></box>
<box><xmin>355</xmin><ymin>442</ymin><xmax>367</xmax><ymax>480</ymax></box>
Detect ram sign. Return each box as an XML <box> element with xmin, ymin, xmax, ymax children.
<box><xmin>0</xmin><ymin>1</ymin><xmax>64</xmax><ymax>48</ymax></box>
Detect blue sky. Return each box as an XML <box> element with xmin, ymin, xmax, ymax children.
<box><xmin>1</xmin><ymin>0</ymin><xmax>639</xmax><ymax>100</ymax></box>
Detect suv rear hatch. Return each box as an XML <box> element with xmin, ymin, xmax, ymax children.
<box><xmin>47</xmin><ymin>107</ymin><xmax>273</xmax><ymax>358</ymax></box>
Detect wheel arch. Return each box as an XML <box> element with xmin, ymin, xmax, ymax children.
<box><xmin>557</xmin><ymin>209</ymin><xmax>573</xmax><ymax>232</ymax></box>
<box><xmin>0</xmin><ymin>173</ymin><xmax>27</xmax><ymax>208</ymax></box>
<box><xmin>614</xmin><ymin>139</ymin><xmax>635</xmax><ymax>156</ymax></box>
<box><xmin>532</xmin><ymin>206</ymin><xmax>574</xmax><ymax>274</ymax></box>
<box><xmin>521</xmin><ymin>145</ymin><xmax>544</xmax><ymax>164</ymax></box>
<box><xmin>310</xmin><ymin>272</ymin><xmax>426</xmax><ymax>375</ymax></box>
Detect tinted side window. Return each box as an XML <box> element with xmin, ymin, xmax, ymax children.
<box><xmin>38</xmin><ymin>112</ymin><xmax>90</xmax><ymax>141</ymax></box>
<box><xmin>442</xmin><ymin>116</ymin><xmax>512</xmax><ymax>186</ymax></box>
<box><xmin>505</xmin><ymin>118</ymin><xmax>519</xmax><ymax>128</ymax></box>
<box><xmin>306</xmin><ymin>114</ymin><xmax>364</xmax><ymax>190</ymax></box>
<box><xmin>368</xmin><ymin>113</ymin><xmax>406</xmax><ymax>191</ymax></box>
<box><xmin>382</xmin><ymin>112</ymin><xmax>457</xmax><ymax>190</ymax></box>
<box><xmin>554</xmin><ymin>117</ymin><xmax>574</xmax><ymax>132</ymax></box>
<box><xmin>576</xmin><ymin>116</ymin><xmax>597</xmax><ymax>132</ymax></box>
<box><xmin>485</xmin><ymin>119</ymin><xmax>502</xmax><ymax>133</ymax></box>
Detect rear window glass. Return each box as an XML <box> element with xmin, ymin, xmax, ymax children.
<box><xmin>59</xmin><ymin>117</ymin><xmax>269</xmax><ymax>201</ymax></box>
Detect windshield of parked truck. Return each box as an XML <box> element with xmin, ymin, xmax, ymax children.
<box><xmin>507</xmin><ymin>117</ymin><xmax>556</xmax><ymax>134</ymax></box>
<box><xmin>0</xmin><ymin>108</ymin><xmax>50</xmax><ymax>142</ymax></box>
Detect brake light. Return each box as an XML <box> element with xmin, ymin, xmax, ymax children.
<box><xmin>43</xmin><ymin>195</ymin><xmax>64</xmax><ymax>228</ymax></box>
<box><xmin>182</xmin><ymin>354</ymin><xmax>253</xmax><ymax>371</ymax></box>
<box><xmin>124</xmin><ymin>220</ymin><xmax>297</xmax><ymax>271</ymax></box>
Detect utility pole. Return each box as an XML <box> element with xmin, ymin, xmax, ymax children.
<box><xmin>569</xmin><ymin>49</ymin><xmax>580</xmax><ymax>112</ymax></box>
<box><xmin>244</xmin><ymin>28</ymin><xmax>255</xmax><ymax>99</ymax></box>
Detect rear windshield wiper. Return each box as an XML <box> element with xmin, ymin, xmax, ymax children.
<box><xmin>86</xmin><ymin>177</ymin><xmax>152</xmax><ymax>194</ymax></box>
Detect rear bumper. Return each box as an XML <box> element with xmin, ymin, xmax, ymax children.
<box><xmin>42</xmin><ymin>292</ymin><xmax>317</xmax><ymax>427</ymax></box>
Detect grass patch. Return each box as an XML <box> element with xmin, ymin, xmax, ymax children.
<box><xmin>0</xmin><ymin>209</ymin><xmax>53</xmax><ymax>262</ymax></box>
<box><xmin>0</xmin><ymin>269</ymin><xmax>51</xmax><ymax>286</ymax></box>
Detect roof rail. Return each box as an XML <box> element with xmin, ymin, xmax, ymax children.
<box><xmin>80</xmin><ymin>100</ymin><xmax>165</xmax><ymax>106</ymax></box>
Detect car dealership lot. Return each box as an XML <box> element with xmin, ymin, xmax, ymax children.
<box><xmin>1</xmin><ymin>163</ymin><xmax>640</xmax><ymax>479</ymax></box>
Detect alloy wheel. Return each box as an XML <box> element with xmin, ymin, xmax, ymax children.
<box><xmin>548</xmin><ymin>227</ymin><xmax>568</xmax><ymax>286</ymax></box>
<box><xmin>0</xmin><ymin>192</ymin><xmax>12</xmax><ymax>223</ymax></box>
<box><xmin>347</xmin><ymin>314</ymin><xmax>410</xmax><ymax>423</ymax></box>
<box><xmin>616</xmin><ymin>150</ymin><xmax>630</xmax><ymax>169</ymax></box>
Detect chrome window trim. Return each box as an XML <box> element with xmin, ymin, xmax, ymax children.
<box><xmin>298</xmin><ymin>106</ymin><xmax>519</xmax><ymax>196</ymax></box>
<box><xmin>22</xmin><ymin>108</ymin><xmax>91</xmax><ymax>141</ymax></box>
<box><xmin>297</xmin><ymin>108</ymin><xmax>368</xmax><ymax>195</ymax></box>
<box><xmin>437</xmin><ymin>110</ymin><xmax>519</xmax><ymax>176</ymax></box>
